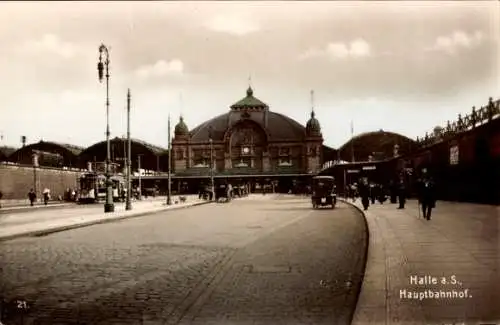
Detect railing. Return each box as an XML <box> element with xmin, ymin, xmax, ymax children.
<box><xmin>415</xmin><ymin>97</ymin><xmax>500</xmax><ymax>148</ymax></box>
<box><xmin>0</xmin><ymin>161</ymin><xmax>87</xmax><ymax>172</ymax></box>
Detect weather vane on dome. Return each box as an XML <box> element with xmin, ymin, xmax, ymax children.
<box><xmin>310</xmin><ymin>89</ymin><xmax>315</xmax><ymax>117</ymax></box>
<box><xmin>248</xmin><ymin>74</ymin><xmax>252</xmax><ymax>88</ymax></box>
<box><xmin>179</xmin><ymin>92</ymin><xmax>183</xmax><ymax>118</ymax></box>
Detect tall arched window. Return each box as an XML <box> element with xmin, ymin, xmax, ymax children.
<box><xmin>229</xmin><ymin>122</ymin><xmax>266</xmax><ymax>169</ymax></box>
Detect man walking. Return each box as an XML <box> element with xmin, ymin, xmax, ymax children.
<box><xmin>359</xmin><ymin>179</ymin><xmax>370</xmax><ymax>211</ymax></box>
<box><xmin>397</xmin><ymin>177</ymin><xmax>407</xmax><ymax>209</ymax></box>
<box><xmin>418</xmin><ymin>172</ymin><xmax>436</xmax><ymax>220</ymax></box>
<box><xmin>28</xmin><ymin>189</ymin><xmax>36</xmax><ymax>206</ymax></box>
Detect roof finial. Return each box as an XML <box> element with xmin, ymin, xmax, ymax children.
<box><xmin>179</xmin><ymin>92</ymin><xmax>183</xmax><ymax>120</ymax></box>
<box><xmin>310</xmin><ymin>89</ymin><xmax>315</xmax><ymax>118</ymax></box>
<box><xmin>246</xmin><ymin>75</ymin><xmax>253</xmax><ymax>97</ymax></box>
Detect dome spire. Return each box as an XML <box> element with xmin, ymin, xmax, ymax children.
<box><xmin>246</xmin><ymin>74</ymin><xmax>253</xmax><ymax>97</ymax></box>
<box><xmin>179</xmin><ymin>92</ymin><xmax>183</xmax><ymax>119</ymax></box>
<box><xmin>310</xmin><ymin>89</ymin><xmax>315</xmax><ymax>118</ymax></box>
<box><xmin>306</xmin><ymin>89</ymin><xmax>321</xmax><ymax>137</ymax></box>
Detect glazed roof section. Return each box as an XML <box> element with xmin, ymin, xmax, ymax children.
<box><xmin>338</xmin><ymin>130</ymin><xmax>416</xmax><ymax>152</ymax></box>
<box><xmin>46</xmin><ymin>141</ymin><xmax>85</xmax><ymax>156</ymax></box>
<box><xmin>0</xmin><ymin>146</ymin><xmax>17</xmax><ymax>158</ymax></box>
<box><xmin>81</xmin><ymin>137</ymin><xmax>167</xmax><ymax>156</ymax></box>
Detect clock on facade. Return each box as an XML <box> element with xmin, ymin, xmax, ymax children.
<box><xmin>242</xmin><ymin>147</ymin><xmax>250</xmax><ymax>154</ymax></box>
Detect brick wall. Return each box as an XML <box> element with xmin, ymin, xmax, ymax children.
<box><xmin>0</xmin><ymin>164</ymin><xmax>80</xmax><ymax>200</ymax></box>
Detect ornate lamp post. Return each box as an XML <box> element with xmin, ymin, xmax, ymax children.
<box><xmin>97</xmin><ymin>43</ymin><xmax>114</xmax><ymax>213</ymax></box>
<box><xmin>125</xmin><ymin>89</ymin><xmax>132</xmax><ymax>210</ymax></box>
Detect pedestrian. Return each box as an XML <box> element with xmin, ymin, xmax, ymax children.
<box><xmin>377</xmin><ymin>184</ymin><xmax>386</xmax><ymax>204</ymax></box>
<box><xmin>28</xmin><ymin>189</ymin><xmax>36</xmax><ymax>206</ymax></box>
<box><xmin>397</xmin><ymin>178</ymin><xmax>406</xmax><ymax>209</ymax></box>
<box><xmin>418</xmin><ymin>174</ymin><xmax>436</xmax><ymax>220</ymax></box>
<box><xmin>369</xmin><ymin>183</ymin><xmax>376</xmax><ymax>204</ymax></box>
<box><xmin>389</xmin><ymin>180</ymin><xmax>397</xmax><ymax>204</ymax></box>
<box><xmin>42</xmin><ymin>188</ymin><xmax>50</xmax><ymax>205</ymax></box>
<box><xmin>358</xmin><ymin>179</ymin><xmax>370</xmax><ymax>211</ymax></box>
<box><xmin>0</xmin><ymin>190</ymin><xmax>3</xmax><ymax>209</ymax></box>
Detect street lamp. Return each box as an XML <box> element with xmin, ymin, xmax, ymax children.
<box><xmin>125</xmin><ymin>89</ymin><xmax>132</xmax><ymax>210</ymax></box>
<box><xmin>97</xmin><ymin>43</ymin><xmax>114</xmax><ymax>213</ymax></box>
<box><xmin>209</xmin><ymin>137</ymin><xmax>214</xmax><ymax>200</ymax></box>
<box><xmin>167</xmin><ymin>114</ymin><xmax>172</xmax><ymax>205</ymax></box>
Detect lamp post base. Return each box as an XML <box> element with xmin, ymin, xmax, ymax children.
<box><xmin>125</xmin><ymin>202</ymin><xmax>132</xmax><ymax>210</ymax></box>
<box><xmin>104</xmin><ymin>203</ymin><xmax>115</xmax><ymax>213</ymax></box>
<box><xmin>167</xmin><ymin>197</ymin><xmax>172</xmax><ymax>205</ymax></box>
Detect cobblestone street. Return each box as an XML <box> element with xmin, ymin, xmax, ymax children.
<box><xmin>0</xmin><ymin>195</ymin><xmax>367</xmax><ymax>325</ymax></box>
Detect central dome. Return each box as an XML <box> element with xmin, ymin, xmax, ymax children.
<box><xmin>189</xmin><ymin>111</ymin><xmax>307</xmax><ymax>142</ymax></box>
<box><xmin>189</xmin><ymin>87</ymin><xmax>307</xmax><ymax>142</ymax></box>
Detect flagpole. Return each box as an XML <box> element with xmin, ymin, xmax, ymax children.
<box><xmin>167</xmin><ymin>113</ymin><xmax>172</xmax><ymax>205</ymax></box>
<box><xmin>350</xmin><ymin>120</ymin><xmax>355</xmax><ymax>163</ymax></box>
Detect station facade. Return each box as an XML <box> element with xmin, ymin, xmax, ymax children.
<box><xmin>1</xmin><ymin>93</ymin><xmax>498</xmax><ymax>202</ymax></box>
<box><xmin>169</xmin><ymin>86</ymin><xmax>327</xmax><ymax>193</ymax></box>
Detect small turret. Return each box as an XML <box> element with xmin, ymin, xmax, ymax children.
<box><xmin>174</xmin><ymin>115</ymin><xmax>189</xmax><ymax>138</ymax></box>
<box><xmin>305</xmin><ymin>90</ymin><xmax>321</xmax><ymax>137</ymax></box>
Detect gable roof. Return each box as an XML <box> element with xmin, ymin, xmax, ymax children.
<box><xmin>47</xmin><ymin>142</ymin><xmax>85</xmax><ymax>156</ymax></box>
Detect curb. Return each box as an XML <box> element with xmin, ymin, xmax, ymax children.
<box><xmin>339</xmin><ymin>198</ymin><xmax>371</xmax><ymax>325</ymax></box>
<box><xmin>0</xmin><ymin>201</ymin><xmax>213</xmax><ymax>242</ymax></box>
<box><xmin>0</xmin><ymin>203</ymin><xmax>73</xmax><ymax>212</ymax></box>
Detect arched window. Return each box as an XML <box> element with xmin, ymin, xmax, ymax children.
<box><xmin>229</xmin><ymin>122</ymin><xmax>266</xmax><ymax>169</ymax></box>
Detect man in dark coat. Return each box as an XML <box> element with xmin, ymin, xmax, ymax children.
<box><xmin>389</xmin><ymin>180</ymin><xmax>398</xmax><ymax>204</ymax></box>
<box><xmin>397</xmin><ymin>178</ymin><xmax>407</xmax><ymax>209</ymax></box>
<box><xmin>28</xmin><ymin>189</ymin><xmax>36</xmax><ymax>206</ymax></box>
<box><xmin>358</xmin><ymin>179</ymin><xmax>370</xmax><ymax>211</ymax></box>
<box><xmin>377</xmin><ymin>184</ymin><xmax>387</xmax><ymax>204</ymax></box>
<box><xmin>418</xmin><ymin>175</ymin><xmax>436</xmax><ymax>220</ymax></box>
<box><xmin>369</xmin><ymin>183</ymin><xmax>377</xmax><ymax>204</ymax></box>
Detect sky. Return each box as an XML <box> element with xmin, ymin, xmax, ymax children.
<box><xmin>0</xmin><ymin>1</ymin><xmax>498</xmax><ymax>150</ymax></box>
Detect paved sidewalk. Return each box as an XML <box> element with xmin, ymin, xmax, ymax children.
<box><xmin>0</xmin><ymin>200</ymin><xmax>72</xmax><ymax>210</ymax></box>
<box><xmin>345</xmin><ymin>198</ymin><xmax>500</xmax><ymax>325</ymax></box>
<box><xmin>0</xmin><ymin>195</ymin><xmax>171</xmax><ymax>212</ymax></box>
<box><xmin>0</xmin><ymin>195</ymin><xmax>208</xmax><ymax>241</ymax></box>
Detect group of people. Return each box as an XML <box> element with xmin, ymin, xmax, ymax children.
<box><xmin>198</xmin><ymin>182</ymin><xmax>250</xmax><ymax>202</ymax></box>
<box><xmin>347</xmin><ymin>170</ymin><xmax>437</xmax><ymax>220</ymax></box>
<box><xmin>27</xmin><ymin>188</ymin><xmax>51</xmax><ymax>206</ymax></box>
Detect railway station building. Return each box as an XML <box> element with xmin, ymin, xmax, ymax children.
<box><xmin>168</xmin><ymin>86</ymin><xmax>335</xmax><ymax>193</ymax></box>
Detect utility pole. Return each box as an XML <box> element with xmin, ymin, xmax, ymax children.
<box><xmin>125</xmin><ymin>89</ymin><xmax>132</xmax><ymax>210</ymax></box>
<box><xmin>167</xmin><ymin>114</ymin><xmax>172</xmax><ymax>205</ymax></box>
<box><xmin>350</xmin><ymin>120</ymin><xmax>355</xmax><ymax>163</ymax></box>
<box><xmin>137</xmin><ymin>154</ymin><xmax>142</xmax><ymax>200</ymax></box>
<box><xmin>209</xmin><ymin>138</ymin><xmax>214</xmax><ymax>200</ymax></box>
<box><xmin>32</xmin><ymin>151</ymin><xmax>39</xmax><ymax>202</ymax></box>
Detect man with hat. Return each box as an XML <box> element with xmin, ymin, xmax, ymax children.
<box><xmin>417</xmin><ymin>169</ymin><xmax>436</xmax><ymax>220</ymax></box>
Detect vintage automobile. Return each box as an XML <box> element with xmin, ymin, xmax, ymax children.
<box><xmin>215</xmin><ymin>182</ymin><xmax>232</xmax><ymax>203</ymax></box>
<box><xmin>311</xmin><ymin>175</ymin><xmax>337</xmax><ymax>209</ymax></box>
